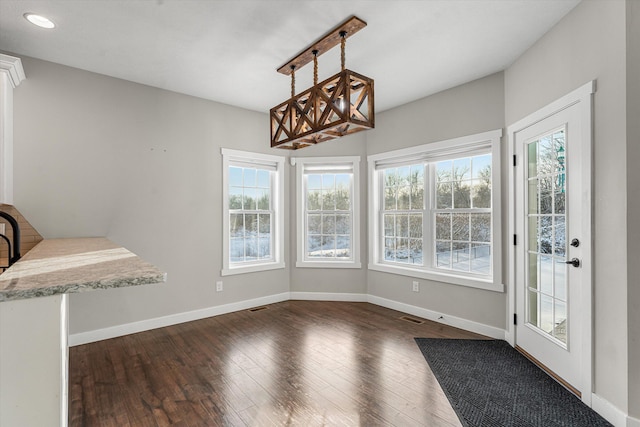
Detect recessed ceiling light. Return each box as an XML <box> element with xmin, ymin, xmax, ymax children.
<box><xmin>23</xmin><ymin>13</ymin><xmax>55</xmax><ymax>29</ymax></box>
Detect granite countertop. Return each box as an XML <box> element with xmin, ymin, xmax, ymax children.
<box><xmin>0</xmin><ymin>237</ymin><xmax>166</xmax><ymax>302</ymax></box>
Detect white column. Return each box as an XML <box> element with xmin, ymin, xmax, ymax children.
<box><xmin>0</xmin><ymin>54</ymin><xmax>26</xmax><ymax>205</ymax></box>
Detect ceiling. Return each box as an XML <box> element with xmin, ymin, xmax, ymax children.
<box><xmin>0</xmin><ymin>0</ymin><xmax>580</xmax><ymax>113</ymax></box>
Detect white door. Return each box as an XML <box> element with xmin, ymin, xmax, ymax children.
<box><xmin>511</xmin><ymin>82</ymin><xmax>593</xmax><ymax>401</ymax></box>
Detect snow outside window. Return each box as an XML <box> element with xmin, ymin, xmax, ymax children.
<box><xmin>221</xmin><ymin>148</ymin><xmax>285</xmax><ymax>276</ymax></box>
<box><xmin>294</xmin><ymin>156</ymin><xmax>361</xmax><ymax>269</ymax></box>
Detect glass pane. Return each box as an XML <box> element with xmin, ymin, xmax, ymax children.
<box><xmin>257</xmin><ymin>170</ymin><xmax>270</xmax><ymax>188</ymax></box>
<box><xmin>453</xmin><ymin>158</ymin><xmax>471</xmax><ymax>180</ymax></box>
<box><xmin>538</xmin><ymin>136</ymin><xmax>554</xmax><ymax>175</ymax></box>
<box><xmin>540</xmin><ymin>255</ymin><xmax>553</xmax><ymax>296</ymax></box>
<box><xmin>321</xmin><ymin>235</ymin><xmax>335</xmax><ymax>256</ymax></box>
<box><xmin>307</xmin><ymin>214</ymin><xmax>321</xmax><ymax>235</ymax></box>
<box><xmin>256</xmin><ymin>189</ymin><xmax>270</xmax><ymax>210</ymax></box>
<box><xmin>540</xmin><ymin>177</ymin><xmax>553</xmax><ymax>214</ymax></box>
<box><xmin>244</xmin><ymin>188</ymin><xmax>257</xmax><ymax>210</ymax></box>
<box><xmin>436</xmin><ymin>160</ymin><xmax>452</xmax><ymax>182</ymax></box>
<box><xmin>245</xmin><ymin>214</ymin><xmax>257</xmax><ymax>235</ymax></box>
<box><xmin>436</xmin><ymin>213</ymin><xmax>451</xmax><ymax>240</ymax></box>
<box><xmin>410</xmin><ymin>239</ymin><xmax>423</xmax><ymax>265</ymax></box>
<box><xmin>322</xmin><ymin>189</ymin><xmax>336</xmax><ymax>210</ymax></box>
<box><xmin>528</xmin><ymin>290</ymin><xmax>539</xmax><ymax>327</ymax></box>
<box><xmin>308</xmin><ymin>236</ymin><xmax>322</xmax><ymax>257</ymax></box>
<box><xmin>398</xmin><ymin>166</ymin><xmax>410</xmax><ymax>186</ymax></box>
<box><xmin>472</xmin><ymin>154</ymin><xmax>491</xmax><ymax>178</ymax></box>
<box><xmin>307</xmin><ymin>190</ymin><xmax>321</xmax><ymax>211</ymax></box>
<box><xmin>384</xmin><ymin>214</ymin><xmax>395</xmax><ymax>237</ymax></box>
<box><xmin>437</xmin><ymin>182</ymin><xmax>452</xmax><ymax>209</ymax></box>
<box><xmin>527</xmin><ymin>142</ymin><xmax>538</xmax><ymax>179</ymax></box>
<box><xmin>528</xmin><ymin>179</ymin><xmax>539</xmax><ymax>215</ymax></box>
<box><xmin>395</xmin><ymin>238</ymin><xmax>409</xmax><ymax>263</ymax></box>
<box><xmin>384</xmin><ymin>238</ymin><xmax>395</xmax><ymax>261</ymax></box>
<box><xmin>472</xmin><ymin>179</ymin><xmax>491</xmax><ymax>208</ymax></box>
<box><xmin>243</xmin><ymin>168</ymin><xmax>257</xmax><ymax>187</ymax></box>
<box><xmin>470</xmin><ymin>213</ymin><xmax>491</xmax><ymax>242</ymax></box>
<box><xmin>307</xmin><ymin>174</ymin><xmax>322</xmax><ymax>189</ymax></box>
<box><xmin>335</xmin><ymin>185</ymin><xmax>350</xmax><ymax>211</ymax></box>
<box><xmin>335</xmin><ymin>214</ymin><xmax>350</xmax><ymax>235</ymax></box>
<box><xmin>336</xmin><ymin>236</ymin><xmax>350</xmax><ymax>258</ymax></box>
<box><xmin>409</xmin><ymin>214</ymin><xmax>422</xmax><ymax>238</ymax></box>
<box><xmin>410</xmin><ymin>165</ymin><xmax>424</xmax><ymax>210</ymax></box>
<box><xmin>384</xmin><ymin>187</ymin><xmax>397</xmax><ymax>210</ymax></box>
<box><xmin>528</xmin><ymin>254</ymin><xmax>539</xmax><ymax>290</ymax></box>
<box><xmin>230</xmin><ymin>238</ymin><xmax>244</xmax><ymax>262</ymax></box>
<box><xmin>258</xmin><ymin>214</ymin><xmax>270</xmax><ymax>235</ymax></box>
<box><xmin>528</xmin><ymin>216</ymin><xmax>538</xmax><ymax>252</ymax></box>
<box><xmin>322</xmin><ymin>174</ymin><xmax>335</xmax><ymax>189</ymax></box>
<box><xmin>229</xmin><ymin>187</ymin><xmax>243</xmax><ymax>210</ymax></box>
<box><xmin>322</xmin><ymin>214</ymin><xmax>336</xmax><ymax>235</ymax></box>
<box><xmin>398</xmin><ymin>186</ymin><xmax>410</xmax><ymax>210</ymax></box>
<box><xmin>229</xmin><ymin>167</ymin><xmax>243</xmax><ymax>187</ymax></box>
<box><xmin>451</xmin><ymin>242</ymin><xmax>470</xmax><ymax>272</ymax></box>
<box><xmin>454</xmin><ymin>181</ymin><xmax>471</xmax><ymax>208</ymax></box>
<box><xmin>554</xmin><ymin>216</ymin><xmax>566</xmax><ymax>257</ymax></box>
<box><xmin>555</xmin><ymin>259</ymin><xmax>567</xmax><ymax>301</ymax></box>
<box><xmin>540</xmin><ymin>216</ymin><xmax>553</xmax><ymax>254</ymax></box>
<box><xmin>245</xmin><ymin>238</ymin><xmax>258</xmax><ymax>260</ymax></box>
<box><xmin>396</xmin><ymin>215</ymin><xmax>408</xmax><ymax>238</ymax></box>
<box><xmin>554</xmin><ymin>300</ymin><xmax>567</xmax><ymax>343</ymax></box>
<box><xmin>554</xmin><ymin>190</ymin><xmax>566</xmax><ymax>214</ymax></box>
<box><xmin>230</xmin><ymin>213</ymin><xmax>244</xmax><ymax>237</ymax></box>
<box><xmin>258</xmin><ymin>237</ymin><xmax>271</xmax><ymax>259</ymax></box>
<box><xmin>540</xmin><ymin>294</ymin><xmax>554</xmax><ymax>334</ymax></box>
<box><xmin>452</xmin><ymin>213</ymin><xmax>469</xmax><ymax>241</ymax></box>
<box><xmin>436</xmin><ymin>241</ymin><xmax>451</xmax><ymax>268</ymax></box>
<box><xmin>471</xmin><ymin>243</ymin><xmax>490</xmax><ymax>275</ymax></box>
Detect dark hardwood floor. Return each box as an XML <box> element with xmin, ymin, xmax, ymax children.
<box><xmin>69</xmin><ymin>301</ymin><xmax>486</xmax><ymax>426</ymax></box>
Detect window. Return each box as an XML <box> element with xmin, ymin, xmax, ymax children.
<box><xmin>221</xmin><ymin>148</ymin><xmax>285</xmax><ymax>276</ymax></box>
<box><xmin>368</xmin><ymin>130</ymin><xmax>502</xmax><ymax>291</ymax></box>
<box><xmin>294</xmin><ymin>156</ymin><xmax>361</xmax><ymax>268</ymax></box>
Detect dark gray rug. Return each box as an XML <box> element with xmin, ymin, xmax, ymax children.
<box><xmin>414</xmin><ymin>338</ymin><xmax>612</xmax><ymax>427</ymax></box>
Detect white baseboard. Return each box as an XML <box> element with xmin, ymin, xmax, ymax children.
<box><xmin>289</xmin><ymin>291</ymin><xmax>368</xmax><ymax>302</ymax></box>
<box><xmin>591</xmin><ymin>393</ymin><xmax>629</xmax><ymax>427</ymax></box>
<box><xmin>69</xmin><ymin>292</ymin><xmax>506</xmax><ymax>346</ymax></box>
<box><xmin>68</xmin><ymin>292</ymin><xmax>291</xmax><ymax>346</ymax></box>
<box><xmin>629</xmin><ymin>416</ymin><xmax>640</xmax><ymax>427</ymax></box>
<box><xmin>367</xmin><ymin>295</ymin><xmax>506</xmax><ymax>340</ymax></box>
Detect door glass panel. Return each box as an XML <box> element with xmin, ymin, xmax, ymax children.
<box><xmin>526</xmin><ymin>128</ymin><xmax>568</xmax><ymax>345</ymax></box>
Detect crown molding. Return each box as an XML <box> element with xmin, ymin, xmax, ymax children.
<box><xmin>0</xmin><ymin>54</ymin><xmax>26</xmax><ymax>88</ymax></box>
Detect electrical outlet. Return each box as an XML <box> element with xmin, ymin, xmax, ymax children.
<box><xmin>412</xmin><ymin>281</ymin><xmax>419</xmax><ymax>292</ymax></box>
<box><xmin>216</xmin><ymin>281</ymin><xmax>223</xmax><ymax>292</ymax></box>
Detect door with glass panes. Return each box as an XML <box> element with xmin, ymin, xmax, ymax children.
<box><xmin>513</xmin><ymin>87</ymin><xmax>592</xmax><ymax>399</ymax></box>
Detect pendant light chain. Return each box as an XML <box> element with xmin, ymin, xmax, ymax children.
<box><xmin>340</xmin><ymin>31</ymin><xmax>347</xmax><ymax>71</ymax></box>
<box><xmin>312</xmin><ymin>50</ymin><xmax>319</xmax><ymax>86</ymax></box>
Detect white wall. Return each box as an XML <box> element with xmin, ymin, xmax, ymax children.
<box><xmin>505</xmin><ymin>0</ymin><xmax>628</xmax><ymax>413</ymax></box>
<box><xmin>365</xmin><ymin>72</ymin><xmax>507</xmax><ymax>329</ymax></box>
<box><xmin>11</xmin><ymin>56</ymin><xmax>290</xmax><ymax>334</ymax></box>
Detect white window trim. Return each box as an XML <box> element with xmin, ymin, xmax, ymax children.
<box><xmin>292</xmin><ymin>156</ymin><xmax>361</xmax><ymax>269</ymax></box>
<box><xmin>221</xmin><ymin>148</ymin><xmax>285</xmax><ymax>276</ymax></box>
<box><xmin>367</xmin><ymin>129</ymin><xmax>504</xmax><ymax>292</ymax></box>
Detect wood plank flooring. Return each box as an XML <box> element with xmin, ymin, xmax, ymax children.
<box><xmin>69</xmin><ymin>301</ymin><xmax>486</xmax><ymax>426</ymax></box>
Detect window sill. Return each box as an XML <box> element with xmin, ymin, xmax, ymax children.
<box><xmin>221</xmin><ymin>261</ymin><xmax>285</xmax><ymax>277</ymax></box>
<box><xmin>296</xmin><ymin>261</ymin><xmax>362</xmax><ymax>269</ymax></box>
<box><xmin>367</xmin><ymin>263</ymin><xmax>504</xmax><ymax>292</ymax></box>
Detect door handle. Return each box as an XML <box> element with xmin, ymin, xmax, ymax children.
<box><xmin>565</xmin><ymin>258</ymin><xmax>580</xmax><ymax>268</ymax></box>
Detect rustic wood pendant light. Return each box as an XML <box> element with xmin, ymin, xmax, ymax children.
<box><xmin>270</xmin><ymin>16</ymin><xmax>375</xmax><ymax>150</ymax></box>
